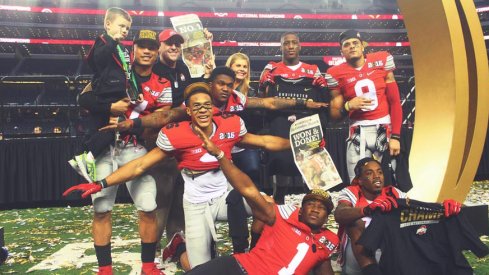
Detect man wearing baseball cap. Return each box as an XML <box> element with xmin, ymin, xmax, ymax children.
<box><xmin>72</xmin><ymin>29</ymin><xmax>167</xmax><ymax>275</ymax></box>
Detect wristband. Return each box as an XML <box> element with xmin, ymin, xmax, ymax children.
<box><xmin>390</xmin><ymin>134</ymin><xmax>401</xmax><ymax>141</ymax></box>
<box><xmin>98</xmin><ymin>179</ymin><xmax>108</xmax><ymax>189</ymax></box>
<box><xmin>296</xmin><ymin>98</ymin><xmax>307</xmax><ymax>108</ymax></box>
<box><xmin>215</xmin><ymin>151</ymin><xmax>225</xmax><ymax>160</ymax></box>
<box><xmin>132</xmin><ymin>118</ymin><xmax>142</xmax><ymax>129</ymax></box>
<box><xmin>344</xmin><ymin>101</ymin><xmax>351</xmax><ymax>112</ymax></box>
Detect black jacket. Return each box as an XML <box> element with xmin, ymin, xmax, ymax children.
<box><xmin>152</xmin><ymin>60</ymin><xmax>203</xmax><ymax>107</ymax></box>
<box><xmin>87</xmin><ymin>33</ymin><xmax>129</xmax><ymax>99</ymax></box>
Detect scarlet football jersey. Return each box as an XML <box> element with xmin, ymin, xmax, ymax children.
<box><xmin>125</xmin><ymin>73</ymin><xmax>173</xmax><ymax>119</ymax></box>
<box><xmin>212</xmin><ymin>89</ymin><xmax>248</xmax><ymax>115</ymax></box>
<box><xmin>262</xmin><ymin>61</ymin><xmax>322</xmax><ymax>82</ymax></box>
<box><xmin>326</xmin><ymin>51</ymin><xmax>395</xmax><ymax>122</ymax></box>
<box><xmin>235</xmin><ymin>205</ymin><xmax>339</xmax><ymax>275</ymax></box>
<box><xmin>156</xmin><ymin>114</ymin><xmax>246</xmax><ymax>170</ymax></box>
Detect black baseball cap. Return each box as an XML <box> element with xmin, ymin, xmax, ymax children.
<box><xmin>339</xmin><ymin>29</ymin><xmax>363</xmax><ymax>45</ymax></box>
<box><xmin>133</xmin><ymin>29</ymin><xmax>160</xmax><ymax>47</ymax></box>
<box><xmin>302</xmin><ymin>189</ymin><xmax>334</xmax><ymax>213</ymax></box>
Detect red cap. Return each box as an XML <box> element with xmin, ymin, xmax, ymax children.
<box><xmin>159</xmin><ymin>29</ymin><xmax>184</xmax><ymax>43</ymax></box>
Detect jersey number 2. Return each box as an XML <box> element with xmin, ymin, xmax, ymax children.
<box><xmin>354</xmin><ymin>78</ymin><xmax>378</xmax><ymax>111</ymax></box>
<box><xmin>278</xmin><ymin>242</ymin><xmax>309</xmax><ymax>275</ymax></box>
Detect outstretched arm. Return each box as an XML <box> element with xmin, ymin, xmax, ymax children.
<box><xmin>99</xmin><ymin>107</ymin><xmax>188</xmax><ymax>132</ymax></box>
<box><xmin>247</xmin><ymin>97</ymin><xmax>327</xmax><ymax>110</ymax></box>
<box><xmin>193</xmin><ymin>126</ymin><xmax>276</xmax><ymax>226</ymax></box>
<box><xmin>63</xmin><ymin>148</ymin><xmax>167</xmax><ymax>198</ymax></box>
<box><xmin>238</xmin><ymin>133</ymin><xmax>290</xmax><ymax>151</ymax></box>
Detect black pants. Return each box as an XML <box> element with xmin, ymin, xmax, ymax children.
<box><xmin>185</xmin><ymin>256</ymin><xmax>246</xmax><ymax>275</ymax></box>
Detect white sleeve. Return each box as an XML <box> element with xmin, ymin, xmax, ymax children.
<box><xmin>325</xmin><ymin>72</ymin><xmax>339</xmax><ymax>88</ymax></box>
<box><xmin>239</xmin><ymin>117</ymin><xmax>247</xmax><ymax>137</ymax></box>
<box><xmin>278</xmin><ymin>204</ymin><xmax>298</xmax><ymax>219</ymax></box>
<box><xmin>337</xmin><ymin>188</ymin><xmax>357</xmax><ymax>205</ymax></box>
<box><xmin>156</xmin><ymin>131</ymin><xmax>175</xmax><ymax>151</ymax></box>
<box><xmin>384</xmin><ymin>54</ymin><xmax>396</xmax><ymax>71</ymax></box>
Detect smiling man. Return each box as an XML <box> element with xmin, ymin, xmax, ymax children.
<box><xmin>64</xmin><ymin>82</ymin><xmax>291</xmax><ymax>269</ymax></box>
<box><xmin>334</xmin><ymin>157</ymin><xmax>407</xmax><ymax>275</ymax></box>
<box><xmin>184</xmin><ymin>126</ymin><xmax>338</xmax><ymax>275</ymax></box>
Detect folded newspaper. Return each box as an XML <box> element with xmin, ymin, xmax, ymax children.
<box><xmin>170</xmin><ymin>14</ymin><xmax>213</xmax><ymax>78</ymax></box>
<box><xmin>290</xmin><ymin>114</ymin><xmax>342</xmax><ymax>190</ymax></box>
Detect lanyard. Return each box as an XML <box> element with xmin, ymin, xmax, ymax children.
<box><xmin>116</xmin><ymin>44</ymin><xmax>139</xmax><ymax>100</ymax></box>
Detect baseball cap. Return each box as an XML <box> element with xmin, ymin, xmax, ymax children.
<box><xmin>339</xmin><ymin>29</ymin><xmax>363</xmax><ymax>45</ymax></box>
<box><xmin>159</xmin><ymin>28</ymin><xmax>185</xmax><ymax>44</ymax></box>
<box><xmin>302</xmin><ymin>189</ymin><xmax>334</xmax><ymax>213</ymax></box>
<box><xmin>133</xmin><ymin>29</ymin><xmax>160</xmax><ymax>47</ymax></box>
<box><xmin>183</xmin><ymin>82</ymin><xmax>211</xmax><ymax>101</ymax></box>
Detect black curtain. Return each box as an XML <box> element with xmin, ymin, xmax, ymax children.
<box><xmin>0</xmin><ymin>126</ymin><xmax>487</xmax><ymax>206</ymax></box>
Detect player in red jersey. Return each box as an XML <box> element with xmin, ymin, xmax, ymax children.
<box><xmin>184</xmin><ymin>127</ymin><xmax>338</xmax><ymax>275</ymax></box>
<box><xmin>258</xmin><ymin>32</ymin><xmax>329</xmax><ymax>204</ymax></box>
<box><xmin>334</xmin><ymin>158</ymin><xmax>461</xmax><ymax>275</ymax></box>
<box><xmin>326</xmin><ymin>29</ymin><xmax>403</xmax><ymax>183</ymax></box>
<box><xmin>64</xmin><ymin>82</ymin><xmax>291</xmax><ymax>269</ymax></box>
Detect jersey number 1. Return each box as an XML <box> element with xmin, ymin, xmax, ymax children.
<box><xmin>354</xmin><ymin>78</ymin><xmax>378</xmax><ymax>111</ymax></box>
<box><xmin>278</xmin><ymin>242</ymin><xmax>309</xmax><ymax>275</ymax></box>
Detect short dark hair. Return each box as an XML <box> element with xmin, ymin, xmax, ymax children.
<box><xmin>354</xmin><ymin>157</ymin><xmax>380</xmax><ymax>177</ymax></box>
<box><xmin>208</xmin><ymin>66</ymin><xmax>235</xmax><ymax>83</ymax></box>
<box><xmin>280</xmin><ymin>32</ymin><xmax>299</xmax><ymax>42</ymax></box>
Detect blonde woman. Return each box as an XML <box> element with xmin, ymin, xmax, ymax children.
<box><xmin>225</xmin><ymin>52</ymin><xmax>256</xmax><ymax>97</ymax></box>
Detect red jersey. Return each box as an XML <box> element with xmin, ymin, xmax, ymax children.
<box><xmin>326</xmin><ymin>51</ymin><xmax>395</xmax><ymax>123</ymax></box>
<box><xmin>235</xmin><ymin>205</ymin><xmax>339</xmax><ymax>275</ymax></box>
<box><xmin>125</xmin><ymin>73</ymin><xmax>173</xmax><ymax>119</ymax></box>
<box><xmin>262</xmin><ymin>61</ymin><xmax>322</xmax><ymax>82</ymax></box>
<box><xmin>211</xmin><ymin>89</ymin><xmax>248</xmax><ymax>115</ymax></box>
<box><xmin>155</xmin><ymin>114</ymin><xmax>246</xmax><ymax>170</ymax></box>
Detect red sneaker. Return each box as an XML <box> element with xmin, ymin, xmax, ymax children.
<box><xmin>141</xmin><ymin>262</ymin><xmax>165</xmax><ymax>275</ymax></box>
<box><xmin>97</xmin><ymin>265</ymin><xmax>113</xmax><ymax>275</ymax></box>
<box><xmin>162</xmin><ymin>231</ymin><xmax>185</xmax><ymax>262</ymax></box>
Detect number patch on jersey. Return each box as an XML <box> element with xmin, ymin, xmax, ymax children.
<box><xmin>278</xmin><ymin>242</ymin><xmax>309</xmax><ymax>275</ymax></box>
<box><xmin>354</xmin><ymin>78</ymin><xmax>378</xmax><ymax>111</ymax></box>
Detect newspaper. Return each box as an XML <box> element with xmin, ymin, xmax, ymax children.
<box><xmin>170</xmin><ymin>14</ymin><xmax>213</xmax><ymax>78</ymax></box>
<box><xmin>290</xmin><ymin>114</ymin><xmax>342</xmax><ymax>191</ymax></box>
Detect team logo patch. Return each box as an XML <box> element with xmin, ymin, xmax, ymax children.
<box><xmin>219</xmin><ymin>132</ymin><xmax>235</xmax><ymax>139</ymax></box>
<box><xmin>292</xmin><ymin>227</ymin><xmax>301</xmax><ymax>236</ymax></box>
<box><xmin>416</xmin><ymin>225</ymin><xmax>427</xmax><ymax>235</ymax></box>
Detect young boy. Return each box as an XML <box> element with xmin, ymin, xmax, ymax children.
<box><xmin>70</xmin><ymin>7</ymin><xmax>142</xmax><ymax>181</ymax></box>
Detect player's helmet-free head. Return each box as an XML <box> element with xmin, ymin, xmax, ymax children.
<box><xmin>184</xmin><ymin>82</ymin><xmax>212</xmax><ymax>105</ymax></box>
<box><xmin>351</xmin><ymin>157</ymin><xmax>381</xmax><ymax>185</ymax></box>
<box><xmin>302</xmin><ymin>189</ymin><xmax>334</xmax><ymax>213</ymax></box>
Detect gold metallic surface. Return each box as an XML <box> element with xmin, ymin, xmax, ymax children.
<box><xmin>396</xmin><ymin>0</ymin><xmax>489</xmax><ymax>202</ymax></box>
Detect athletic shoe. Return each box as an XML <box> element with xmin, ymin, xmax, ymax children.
<box><xmin>75</xmin><ymin>153</ymin><xmax>92</xmax><ymax>182</ymax></box>
<box><xmin>141</xmin><ymin>262</ymin><xmax>165</xmax><ymax>275</ymax></box>
<box><xmin>84</xmin><ymin>151</ymin><xmax>96</xmax><ymax>182</ymax></box>
<box><xmin>97</xmin><ymin>265</ymin><xmax>113</xmax><ymax>275</ymax></box>
<box><xmin>162</xmin><ymin>231</ymin><xmax>185</xmax><ymax>262</ymax></box>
